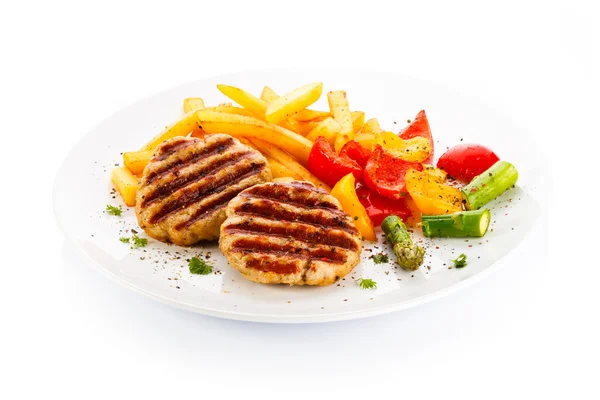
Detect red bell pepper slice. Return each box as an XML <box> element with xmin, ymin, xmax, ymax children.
<box><xmin>339</xmin><ymin>140</ymin><xmax>372</xmax><ymax>168</ymax></box>
<box><xmin>307</xmin><ymin>136</ymin><xmax>363</xmax><ymax>187</ymax></box>
<box><xmin>364</xmin><ymin>145</ymin><xmax>423</xmax><ymax>200</ymax></box>
<box><xmin>398</xmin><ymin>110</ymin><xmax>434</xmax><ymax>164</ymax></box>
<box><xmin>356</xmin><ymin>185</ymin><xmax>412</xmax><ymax>226</ymax></box>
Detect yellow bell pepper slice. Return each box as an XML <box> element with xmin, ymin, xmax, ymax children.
<box><xmin>379</xmin><ymin>131</ymin><xmax>431</xmax><ymax>163</ymax></box>
<box><xmin>422</xmin><ymin>164</ymin><xmax>447</xmax><ymax>183</ymax></box>
<box><xmin>353</xmin><ymin>133</ymin><xmax>382</xmax><ymax>151</ymax></box>
<box><xmin>330</xmin><ymin>173</ymin><xmax>376</xmax><ymax>241</ymax></box>
<box><xmin>405</xmin><ymin>169</ymin><xmax>462</xmax><ymax>215</ymax></box>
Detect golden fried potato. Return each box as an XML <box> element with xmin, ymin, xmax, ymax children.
<box><xmin>265</xmin><ymin>82</ymin><xmax>323</xmax><ymax>124</ymax></box>
<box><xmin>140</xmin><ymin>111</ymin><xmax>199</xmax><ymax>151</ymax></box>
<box><xmin>305</xmin><ymin>117</ymin><xmax>341</xmax><ymax>146</ymax></box>
<box><xmin>183</xmin><ymin>98</ymin><xmax>205</xmax><ymax>113</ymax></box>
<box><xmin>327</xmin><ymin>90</ymin><xmax>354</xmax><ymax>153</ymax></box>
<box><xmin>195</xmin><ymin>110</ymin><xmax>313</xmax><ymax>165</ymax></box>
<box><xmin>251</xmin><ymin>140</ymin><xmax>330</xmax><ymax>192</ymax></box>
<box><xmin>360</xmin><ymin>118</ymin><xmax>381</xmax><ymax>134</ymax></box>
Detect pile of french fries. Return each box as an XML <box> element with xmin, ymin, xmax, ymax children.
<box><xmin>112</xmin><ymin>82</ymin><xmax>378</xmax><ymax>207</ymax></box>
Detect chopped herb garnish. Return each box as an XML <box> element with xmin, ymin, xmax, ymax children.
<box><xmin>189</xmin><ymin>257</ymin><xmax>213</xmax><ymax>275</ymax></box>
<box><xmin>120</xmin><ymin>235</ymin><xmax>147</xmax><ymax>248</ymax></box>
<box><xmin>106</xmin><ymin>204</ymin><xmax>122</xmax><ymax>216</ymax></box>
<box><xmin>357</xmin><ymin>278</ymin><xmax>377</xmax><ymax>289</ymax></box>
<box><xmin>131</xmin><ymin>235</ymin><xmax>148</xmax><ymax>248</ymax></box>
<box><xmin>451</xmin><ymin>253</ymin><xmax>468</xmax><ymax>268</ymax></box>
<box><xmin>370</xmin><ymin>252</ymin><xmax>389</xmax><ymax>264</ymax></box>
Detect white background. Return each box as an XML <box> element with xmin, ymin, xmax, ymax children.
<box><xmin>0</xmin><ymin>0</ymin><xmax>598</xmax><ymax>399</ymax></box>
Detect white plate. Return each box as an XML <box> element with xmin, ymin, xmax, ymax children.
<box><xmin>54</xmin><ymin>68</ymin><xmax>543</xmax><ymax>323</ymax></box>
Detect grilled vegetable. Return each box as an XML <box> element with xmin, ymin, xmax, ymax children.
<box><xmin>421</xmin><ymin>209</ymin><xmax>491</xmax><ymax>237</ymax></box>
<box><xmin>462</xmin><ymin>161</ymin><xmax>518</xmax><ymax>210</ymax></box>
<box><xmin>331</xmin><ymin>173</ymin><xmax>377</xmax><ymax>241</ymax></box>
<box><xmin>405</xmin><ymin>168</ymin><xmax>462</xmax><ymax>215</ymax></box>
<box><xmin>398</xmin><ymin>110</ymin><xmax>434</xmax><ymax>164</ymax></box>
<box><xmin>364</xmin><ymin>145</ymin><xmax>423</xmax><ymax>200</ymax></box>
<box><xmin>381</xmin><ymin>215</ymin><xmax>424</xmax><ymax>271</ymax></box>
<box><xmin>308</xmin><ymin>136</ymin><xmax>363</xmax><ymax>187</ymax></box>
<box><xmin>437</xmin><ymin>144</ymin><xmax>500</xmax><ymax>182</ymax></box>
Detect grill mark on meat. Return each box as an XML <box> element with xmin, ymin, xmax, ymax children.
<box><xmin>239</xmin><ymin>193</ymin><xmax>339</xmax><ymax>212</ymax></box>
<box><xmin>145</xmin><ymin>137</ymin><xmax>235</xmax><ymax>183</ymax></box>
<box><xmin>140</xmin><ymin>150</ymin><xmax>253</xmax><ymax>207</ymax></box>
<box><xmin>232</xmin><ymin>199</ymin><xmax>357</xmax><ymax>233</ymax></box>
<box><xmin>230</xmin><ymin>238</ymin><xmax>347</xmax><ymax>264</ymax></box>
<box><xmin>173</xmin><ymin>189</ymin><xmax>240</xmax><ymax>231</ymax></box>
<box><xmin>242</xmin><ymin>185</ymin><xmax>337</xmax><ymax>209</ymax></box>
<box><xmin>154</xmin><ymin>138</ymin><xmax>197</xmax><ymax>160</ymax></box>
<box><xmin>148</xmin><ymin>160</ymin><xmax>266</xmax><ymax>224</ymax></box>
<box><xmin>223</xmin><ymin>221</ymin><xmax>359</xmax><ymax>251</ymax></box>
<box><xmin>245</xmin><ymin>257</ymin><xmax>301</xmax><ymax>275</ymax></box>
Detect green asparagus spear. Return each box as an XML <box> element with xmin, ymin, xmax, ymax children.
<box><xmin>462</xmin><ymin>161</ymin><xmax>518</xmax><ymax>210</ymax></box>
<box><xmin>421</xmin><ymin>209</ymin><xmax>491</xmax><ymax>237</ymax></box>
<box><xmin>381</xmin><ymin>215</ymin><xmax>425</xmax><ymax>271</ymax></box>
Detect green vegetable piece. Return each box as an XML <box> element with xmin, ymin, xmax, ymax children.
<box><xmin>370</xmin><ymin>252</ymin><xmax>389</xmax><ymax>264</ymax></box>
<box><xmin>381</xmin><ymin>215</ymin><xmax>425</xmax><ymax>271</ymax></box>
<box><xmin>106</xmin><ymin>204</ymin><xmax>123</xmax><ymax>216</ymax></box>
<box><xmin>189</xmin><ymin>257</ymin><xmax>213</xmax><ymax>275</ymax></box>
<box><xmin>357</xmin><ymin>278</ymin><xmax>377</xmax><ymax>289</ymax></box>
<box><xmin>451</xmin><ymin>253</ymin><xmax>468</xmax><ymax>268</ymax></box>
<box><xmin>119</xmin><ymin>237</ymin><xmax>130</xmax><ymax>243</ymax></box>
<box><xmin>462</xmin><ymin>161</ymin><xmax>518</xmax><ymax>210</ymax></box>
<box><xmin>421</xmin><ymin>209</ymin><xmax>491</xmax><ymax>238</ymax></box>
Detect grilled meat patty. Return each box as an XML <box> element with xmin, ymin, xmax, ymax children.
<box><xmin>136</xmin><ymin>134</ymin><xmax>271</xmax><ymax>245</ymax></box>
<box><xmin>219</xmin><ymin>181</ymin><xmax>362</xmax><ymax>286</ymax></box>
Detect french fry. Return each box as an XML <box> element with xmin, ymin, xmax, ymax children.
<box><xmin>305</xmin><ymin>117</ymin><xmax>341</xmax><ymax>145</ymax></box>
<box><xmin>265</xmin><ymin>82</ymin><xmax>323</xmax><ymax>124</ymax></box>
<box><xmin>294</xmin><ymin>109</ymin><xmax>330</xmax><ymax>122</ymax></box>
<box><xmin>216</xmin><ymin>84</ymin><xmax>299</xmax><ymax>133</ymax></box>
<box><xmin>123</xmin><ymin>150</ymin><xmax>153</xmax><ymax>175</ymax></box>
<box><xmin>261</xmin><ymin>86</ymin><xmax>330</xmax><ymax>121</ymax></box>
<box><xmin>272</xmin><ymin>177</ymin><xmax>297</xmax><ymax>183</ymax></box>
<box><xmin>260</xmin><ymin>86</ymin><xmax>279</xmax><ymax>103</ymax></box>
<box><xmin>251</xmin><ymin>139</ymin><xmax>331</xmax><ymax>192</ymax></box>
<box><xmin>360</xmin><ymin>118</ymin><xmax>381</xmax><ymax>134</ymax></box>
<box><xmin>266</xmin><ymin>157</ymin><xmax>303</xmax><ymax>180</ymax></box>
<box><xmin>190</xmin><ymin>127</ymin><xmax>206</xmax><ymax>138</ymax></box>
<box><xmin>195</xmin><ymin>110</ymin><xmax>313</xmax><ymax>165</ymax></box>
<box><xmin>183</xmin><ymin>97</ymin><xmax>205</xmax><ymax>113</ymax></box>
<box><xmin>111</xmin><ymin>167</ymin><xmax>138</xmax><ymax>207</ymax></box>
<box><xmin>204</xmin><ymin>105</ymin><xmax>254</xmax><ymax>117</ymax></box>
<box><xmin>327</xmin><ymin>90</ymin><xmax>354</xmax><ymax>153</ymax></box>
<box><xmin>351</xmin><ymin>111</ymin><xmax>365</xmax><ymax>133</ymax></box>
<box><xmin>217</xmin><ymin>84</ymin><xmax>268</xmax><ymax>118</ymax></box>
<box><xmin>295</xmin><ymin>120</ymin><xmax>320</xmax><ymax>136</ymax></box>
<box><xmin>140</xmin><ymin>110</ymin><xmax>199</xmax><ymax>151</ymax></box>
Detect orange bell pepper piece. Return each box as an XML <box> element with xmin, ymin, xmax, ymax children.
<box><xmin>330</xmin><ymin>173</ymin><xmax>377</xmax><ymax>241</ymax></box>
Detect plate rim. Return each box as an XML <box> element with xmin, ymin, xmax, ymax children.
<box><xmin>53</xmin><ymin>67</ymin><xmax>547</xmax><ymax>323</ymax></box>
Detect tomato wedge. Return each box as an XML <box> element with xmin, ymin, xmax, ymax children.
<box><xmin>356</xmin><ymin>185</ymin><xmax>412</xmax><ymax>226</ymax></box>
<box><xmin>436</xmin><ymin>143</ymin><xmax>500</xmax><ymax>182</ymax></box>
<box><xmin>339</xmin><ymin>140</ymin><xmax>372</xmax><ymax>168</ymax></box>
<box><xmin>363</xmin><ymin>145</ymin><xmax>423</xmax><ymax>200</ymax></box>
<box><xmin>307</xmin><ymin>136</ymin><xmax>362</xmax><ymax>187</ymax></box>
<box><xmin>398</xmin><ymin>110</ymin><xmax>434</xmax><ymax>164</ymax></box>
